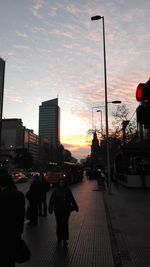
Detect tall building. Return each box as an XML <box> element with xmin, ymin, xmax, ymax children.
<box><xmin>1</xmin><ymin>119</ymin><xmax>25</xmax><ymax>149</ymax></box>
<box><xmin>0</xmin><ymin>58</ymin><xmax>5</xmax><ymax>146</ymax></box>
<box><xmin>24</xmin><ymin>128</ymin><xmax>39</xmax><ymax>163</ymax></box>
<box><xmin>0</xmin><ymin>119</ymin><xmax>40</xmax><ymax>169</ymax></box>
<box><xmin>0</xmin><ymin>119</ymin><xmax>25</xmax><ymax>170</ymax></box>
<box><xmin>39</xmin><ymin>98</ymin><xmax>60</xmax><ymax>147</ymax></box>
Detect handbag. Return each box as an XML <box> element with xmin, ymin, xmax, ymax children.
<box><xmin>15</xmin><ymin>239</ymin><xmax>31</xmax><ymax>263</ymax></box>
<box><xmin>26</xmin><ymin>204</ymin><xmax>31</xmax><ymax>220</ymax></box>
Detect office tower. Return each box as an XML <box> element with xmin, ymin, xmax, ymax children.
<box><xmin>0</xmin><ymin>58</ymin><xmax>5</xmax><ymax>146</ymax></box>
<box><xmin>39</xmin><ymin>98</ymin><xmax>60</xmax><ymax>147</ymax></box>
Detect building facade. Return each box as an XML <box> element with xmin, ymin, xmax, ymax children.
<box><xmin>24</xmin><ymin>128</ymin><xmax>39</xmax><ymax>163</ymax></box>
<box><xmin>0</xmin><ymin>119</ymin><xmax>40</xmax><ymax>169</ymax></box>
<box><xmin>1</xmin><ymin>119</ymin><xmax>25</xmax><ymax>150</ymax></box>
<box><xmin>0</xmin><ymin>119</ymin><xmax>25</xmax><ymax>170</ymax></box>
<box><xmin>39</xmin><ymin>98</ymin><xmax>60</xmax><ymax>147</ymax></box>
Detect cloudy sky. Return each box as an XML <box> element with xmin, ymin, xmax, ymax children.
<box><xmin>0</xmin><ymin>0</ymin><xmax>150</xmax><ymax>160</ymax></box>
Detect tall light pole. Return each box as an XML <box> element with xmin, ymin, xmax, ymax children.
<box><xmin>91</xmin><ymin>15</ymin><xmax>112</xmax><ymax>194</ymax></box>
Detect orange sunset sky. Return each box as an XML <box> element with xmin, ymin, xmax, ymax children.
<box><xmin>1</xmin><ymin>0</ymin><xmax>150</xmax><ymax>160</ymax></box>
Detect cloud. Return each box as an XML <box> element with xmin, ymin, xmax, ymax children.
<box><xmin>61</xmin><ymin>134</ymin><xmax>89</xmax><ymax>147</ymax></box>
<box><xmin>61</xmin><ymin>134</ymin><xmax>91</xmax><ymax>160</ymax></box>
<box><xmin>51</xmin><ymin>29</ymin><xmax>75</xmax><ymax>40</ymax></box>
<box><xmin>6</xmin><ymin>94</ymin><xmax>24</xmax><ymax>103</ymax></box>
<box><xmin>65</xmin><ymin>4</ymin><xmax>81</xmax><ymax>16</ymax></box>
<box><xmin>16</xmin><ymin>31</ymin><xmax>28</xmax><ymax>38</ymax></box>
<box><xmin>13</xmin><ymin>45</ymin><xmax>30</xmax><ymax>50</ymax></box>
<box><xmin>30</xmin><ymin>26</ymin><xmax>48</xmax><ymax>35</ymax></box>
<box><xmin>30</xmin><ymin>0</ymin><xmax>46</xmax><ymax>18</ymax></box>
<box><xmin>48</xmin><ymin>8</ymin><xmax>57</xmax><ymax>17</ymax></box>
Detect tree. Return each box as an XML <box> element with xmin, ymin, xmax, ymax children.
<box><xmin>111</xmin><ymin>104</ymin><xmax>137</xmax><ymax>143</ymax></box>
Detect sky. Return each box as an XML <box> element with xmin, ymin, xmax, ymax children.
<box><xmin>0</xmin><ymin>0</ymin><xmax>150</xmax><ymax>161</ymax></box>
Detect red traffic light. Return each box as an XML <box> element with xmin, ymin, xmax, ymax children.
<box><xmin>136</xmin><ymin>79</ymin><xmax>150</xmax><ymax>103</ymax></box>
<box><xmin>136</xmin><ymin>83</ymin><xmax>147</xmax><ymax>102</ymax></box>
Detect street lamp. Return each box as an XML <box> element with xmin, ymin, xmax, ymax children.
<box><xmin>92</xmin><ymin>106</ymin><xmax>102</xmax><ymax>130</ymax></box>
<box><xmin>96</xmin><ymin>110</ymin><xmax>103</xmax><ymax>133</ymax></box>
<box><xmin>91</xmin><ymin>15</ymin><xmax>111</xmax><ymax>194</ymax></box>
<box><xmin>93</xmin><ymin>100</ymin><xmax>122</xmax><ymax>133</ymax></box>
<box><xmin>108</xmin><ymin>101</ymin><xmax>122</xmax><ymax>104</ymax></box>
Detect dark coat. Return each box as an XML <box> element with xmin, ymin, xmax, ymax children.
<box><xmin>26</xmin><ymin>179</ymin><xmax>41</xmax><ymax>202</ymax></box>
<box><xmin>0</xmin><ymin>185</ymin><xmax>25</xmax><ymax>263</ymax></box>
<box><xmin>49</xmin><ymin>186</ymin><xmax>78</xmax><ymax>215</ymax></box>
<box><xmin>26</xmin><ymin>179</ymin><xmax>42</xmax><ymax>224</ymax></box>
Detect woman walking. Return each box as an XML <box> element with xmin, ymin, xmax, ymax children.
<box><xmin>48</xmin><ymin>178</ymin><xmax>79</xmax><ymax>247</ymax></box>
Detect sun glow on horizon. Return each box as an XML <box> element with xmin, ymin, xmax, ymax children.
<box><xmin>61</xmin><ymin>134</ymin><xmax>90</xmax><ymax>147</ymax></box>
<box><xmin>61</xmin><ymin>134</ymin><xmax>91</xmax><ymax>160</ymax></box>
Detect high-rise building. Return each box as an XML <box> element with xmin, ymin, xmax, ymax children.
<box><xmin>0</xmin><ymin>58</ymin><xmax>5</xmax><ymax>147</ymax></box>
<box><xmin>39</xmin><ymin>98</ymin><xmax>60</xmax><ymax>147</ymax></box>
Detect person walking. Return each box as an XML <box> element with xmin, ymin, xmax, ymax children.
<box><xmin>48</xmin><ymin>178</ymin><xmax>79</xmax><ymax>247</ymax></box>
<box><xmin>100</xmin><ymin>170</ymin><xmax>106</xmax><ymax>190</ymax></box>
<box><xmin>26</xmin><ymin>174</ymin><xmax>41</xmax><ymax>225</ymax></box>
<box><xmin>38</xmin><ymin>173</ymin><xmax>50</xmax><ymax>217</ymax></box>
<box><xmin>95</xmin><ymin>169</ymin><xmax>102</xmax><ymax>190</ymax></box>
<box><xmin>0</xmin><ymin>169</ymin><xmax>25</xmax><ymax>267</ymax></box>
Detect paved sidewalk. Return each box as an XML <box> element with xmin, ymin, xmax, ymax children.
<box><xmin>16</xmin><ymin>179</ymin><xmax>115</xmax><ymax>267</ymax></box>
<box><xmin>103</xmin><ymin>183</ymin><xmax>150</xmax><ymax>267</ymax></box>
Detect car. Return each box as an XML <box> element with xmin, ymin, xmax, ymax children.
<box><xmin>11</xmin><ymin>172</ymin><xmax>28</xmax><ymax>183</ymax></box>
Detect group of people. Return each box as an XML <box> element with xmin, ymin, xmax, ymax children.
<box><xmin>0</xmin><ymin>169</ymin><xmax>79</xmax><ymax>266</ymax></box>
<box><xmin>26</xmin><ymin>173</ymin><xmax>50</xmax><ymax>225</ymax></box>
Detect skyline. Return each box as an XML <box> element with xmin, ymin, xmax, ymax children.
<box><xmin>0</xmin><ymin>0</ymin><xmax>150</xmax><ymax>160</ymax></box>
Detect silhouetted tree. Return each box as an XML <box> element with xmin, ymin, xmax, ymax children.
<box><xmin>14</xmin><ymin>148</ymin><xmax>33</xmax><ymax>169</ymax></box>
<box><xmin>112</xmin><ymin>104</ymin><xmax>137</xmax><ymax>143</ymax></box>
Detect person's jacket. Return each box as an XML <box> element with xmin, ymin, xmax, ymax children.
<box><xmin>0</xmin><ymin>185</ymin><xmax>25</xmax><ymax>262</ymax></box>
<box><xmin>49</xmin><ymin>186</ymin><xmax>78</xmax><ymax>214</ymax></box>
<box><xmin>26</xmin><ymin>180</ymin><xmax>41</xmax><ymax>202</ymax></box>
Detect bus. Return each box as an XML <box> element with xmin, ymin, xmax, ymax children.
<box><xmin>45</xmin><ymin>162</ymin><xmax>83</xmax><ymax>186</ymax></box>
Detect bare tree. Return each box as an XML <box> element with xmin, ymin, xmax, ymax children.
<box><xmin>111</xmin><ymin>104</ymin><xmax>137</xmax><ymax>143</ymax></box>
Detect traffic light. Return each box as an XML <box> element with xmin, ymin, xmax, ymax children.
<box><xmin>136</xmin><ymin>79</ymin><xmax>150</xmax><ymax>103</ymax></box>
<box><xmin>136</xmin><ymin>104</ymin><xmax>150</xmax><ymax>126</ymax></box>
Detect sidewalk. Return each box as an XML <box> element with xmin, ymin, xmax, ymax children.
<box><xmin>17</xmin><ymin>179</ymin><xmax>115</xmax><ymax>267</ymax></box>
<box><xmin>103</xmin><ymin>183</ymin><xmax>150</xmax><ymax>267</ymax></box>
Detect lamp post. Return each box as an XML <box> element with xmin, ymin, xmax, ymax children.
<box><xmin>91</xmin><ymin>15</ymin><xmax>112</xmax><ymax>194</ymax></box>
<box><xmin>92</xmin><ymin>106</ymin><xmax>101</xmax><ymax>130</ymax></box>
<box><xmin>93</xmin><ymin>101</ymin><xmax>122</xmax><ymax>133</ymax></box>
<box><xmin>96</xmin><ymin>110</ymin><xmax>103</xmax><ymax>133</ymax></box>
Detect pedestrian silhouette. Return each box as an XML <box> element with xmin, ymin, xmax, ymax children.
<box><xmin>48</xmin><ymin>178</ymin><xmax>79</xmax><ymax>247</ymax></box>
<box><xmin>38</xmin><ymin>172</ymin><xmax>50</xmax><ymax>217</ymax></box>
<box><xmin>0</xmin><ymin>169</ymin><xmax>25</xmax><ymax>267</ymax></box>
<box><xmin>26</xmin><ymin>174</ymin><xmax>41</xmax><ymax>225</ymax></box>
